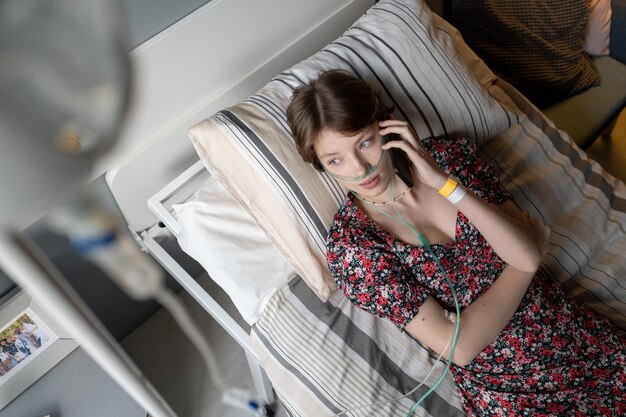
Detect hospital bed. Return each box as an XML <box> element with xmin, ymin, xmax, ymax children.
<box><xmin>106</xmin><ymin>0</ymin><xmax>626</xmax><ymax>415</ymax></box>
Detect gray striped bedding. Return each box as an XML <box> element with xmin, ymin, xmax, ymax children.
<box><xmin>187</xmin><ymin>0</ymin><xmax>626</xmax><ymax>415</ymax></box>
<box><xmin>247</xmin><ymin>77</ymin><xmax>626</xmax><ymax>416</ymax></box>
<box><xmin>252</xmin><ymin>277</ymin><xmax>465</xmax><ymax>417</ymax></box>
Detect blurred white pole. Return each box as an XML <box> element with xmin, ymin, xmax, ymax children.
<box><xmin>0</xmin><ymin>230</ymin><xmax>177</xmax><ymax>417</ymax></box>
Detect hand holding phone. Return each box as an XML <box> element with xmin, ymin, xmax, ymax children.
<box><xmin>383</xmin><ymin>132</ymin><xmax>413</xmax><ymax>188</ymax></box>
<box><xmin>379</xmin><ymin>117</ymin><xmax>448</xmax><ymax>191</ymax></box>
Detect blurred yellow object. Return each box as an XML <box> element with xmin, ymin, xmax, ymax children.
<box><xmin>57</xmin><ymin>128</ymin><xmax>82</xmax><ymax>154</ymax></box>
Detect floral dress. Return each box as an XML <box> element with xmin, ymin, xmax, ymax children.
<box><xmin>326</xmin><ymin>136</ymin><xmax>626</xmax><ymax>416</ymax></box>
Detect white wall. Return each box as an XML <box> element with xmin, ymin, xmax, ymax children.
<box><xmin>122</xmin><ymin>0</ymin><xmax>213</xmax><ymax>49</ymax></box>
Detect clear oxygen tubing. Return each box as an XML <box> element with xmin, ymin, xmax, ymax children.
<box><xmin>348</xmin><ymin>177</ymin><xmax>462</xmax><ymax>417</ymax></box>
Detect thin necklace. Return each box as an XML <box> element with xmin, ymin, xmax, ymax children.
<box><xmin>359</xmin><ymin>185</ymin><xmax>412</xmax><ymax>205</ymax></box>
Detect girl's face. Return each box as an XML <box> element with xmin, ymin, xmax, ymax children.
<box><xmin>314</xmin><ymin>122</ymin><xmax>396</xmax><ymax>200</ymax></box>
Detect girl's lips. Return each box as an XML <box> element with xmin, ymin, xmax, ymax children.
<box><xmin>360</xmin><ymin>175</ymin><xmax>380</xmax><ymax>189</ymax></box>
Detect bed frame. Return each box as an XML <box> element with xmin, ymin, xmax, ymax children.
<box><xmin>141</xmin><ymin>161</ymin><xmax>278</xmax><ymax>404</ymax></box>
<box><xmin>106</xmin><ymin>0</ymin><xmax>375</xmax><ymax>411</ymax></box>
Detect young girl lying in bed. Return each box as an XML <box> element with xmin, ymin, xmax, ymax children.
<box><xmin>286</xmin><ymin>69</ymin><xmax>626</xmax><ymax>416</ymax></box>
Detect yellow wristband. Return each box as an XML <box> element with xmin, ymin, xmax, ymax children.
<box><xmin>438</xmin><ymin>178</ymin><xmax>458</xmax><ymax>197</ymax></box>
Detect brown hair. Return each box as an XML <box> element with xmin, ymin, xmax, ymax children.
<box><xmin>286</xmin><ymin>69</ymin><xmax>387</xmax><ymax>171</ymax></box>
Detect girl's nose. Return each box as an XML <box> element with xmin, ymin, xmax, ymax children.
<box><xmin>353</xmin><ymin>155</ymin><xmax>370</xmax><ymax>177</ymax></box>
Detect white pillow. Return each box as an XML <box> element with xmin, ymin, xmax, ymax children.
<box><xmin>584</xmin><ymin>0</ymin><xmax>612</xmax><ymax>56</ymax></box>
<box><xmin>173</xmin><ymin>175</ymin><xmax>297</xmax><ymax>325</ymax></box>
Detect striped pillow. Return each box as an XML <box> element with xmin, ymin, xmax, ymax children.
<box><xmin>188</xmin><ymin>0</ymin><xmax>518</xmax><ymax>300</ymax></box>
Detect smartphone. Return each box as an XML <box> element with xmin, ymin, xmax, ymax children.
<box><xmin>383</xmin><ymin>132</ymin><xmax>413</xmax><ymax>188</ymax></box>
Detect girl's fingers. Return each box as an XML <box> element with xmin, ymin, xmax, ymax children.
<box><xmin>382</xmin><ymin>139</ymin><xmax>431</xmax><ymax>169</ymax></box>
<box><xmin>381</xmin><ymin>138</ymin><xmax>414</xmax><ymax>154</ymax></box>
<box><xmin>378</xmin><ymin>120</ymin><xmax>413</xmax><ymax>135</ymax></box>
<box><xmin>381</xmin><ymin>133</ymin><xmax>447</xmax><ymax>189</ymax></box>
<box><xmin>381</xmin><ymin>137</ymin><xmax>416</xmax><ymax>152</ymax></box>
<box><xmin>379</xmin><ymin>125</ymin><xmax>421</xmax><ymax>148</ymax></box>
<box><xmin>378</xmin><ymin>119</ymin><xmax>407</xmax><ymax>127</ymax></box>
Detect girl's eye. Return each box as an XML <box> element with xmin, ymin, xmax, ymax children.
<box><xmin>359</xmin><ymin>139</ymin><xmax>372</xmax><ymax>149</ymax></box>
<box><xmin>328</xmin><ymin>159</ymin><xmax>339</xmax><ymax>166</ymax></box>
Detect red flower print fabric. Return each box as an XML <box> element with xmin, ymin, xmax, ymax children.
<box><xmin>326</xmin><ymin>136</ymin><xmax>626</xmax><ymax>416</ymax></box>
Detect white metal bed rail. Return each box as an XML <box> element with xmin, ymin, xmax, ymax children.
<box><xmin>147</xmin><ymin>159</ymin><xmax>206</xmax><ymax>238</ymax></box>
<box><xmin>141</xmin><ymin>162</ymin><xmax>275</xmax><ymax>405</ymax></box>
